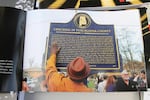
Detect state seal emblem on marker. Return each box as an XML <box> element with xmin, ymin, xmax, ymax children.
<box><xmin>74</xmin><ymin>13</ymin><xmax>91</xmax><ymax>29</ymax></box>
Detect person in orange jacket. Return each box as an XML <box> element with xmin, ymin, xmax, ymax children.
<box><xmin>46</xmin><ymin>42</ymin><xmax>92</xmax><ymax>92</ymax></box>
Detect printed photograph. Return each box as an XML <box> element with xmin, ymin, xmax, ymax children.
<box><xmin>23</xmin><ymin>8</ymin><xmax>148</xmax><ymax>92</ymax></box>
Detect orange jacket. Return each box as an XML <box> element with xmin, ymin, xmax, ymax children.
<box><xmin>46</xmin><ymin>54</ymin><xmax>92</xmax><ymax>92</ymax></box>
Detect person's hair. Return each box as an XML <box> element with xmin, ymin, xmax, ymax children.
<box><xmin>141</xmin><ymin>70</ymin><xmax>145</xmax><ymax>74</ymax></box>
<box><xmin>105</xmin><ymin>76</ymin><xmax>115</xmax><ymax>90</ymax></box>
<box><xmin>23</xmin><ymin>77</ymin><xmax>27</xmax><ymax>82</ymax></box>
<box><xmin>103</xmin><ymin>75</ymin><xmax>108</xmax><ymax>80</ymax></box>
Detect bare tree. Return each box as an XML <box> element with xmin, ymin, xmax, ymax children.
<box><xmin>29</xmin><ymin>57</ymin><xmax>34</xmax><ymax>67</ymax></box>
<box><xmin>117</xmin><ymin>28</ymin><xmax>140</xmax><ymax>72</ymax></box>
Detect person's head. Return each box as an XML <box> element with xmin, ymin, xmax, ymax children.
<box><xmin>23</xmin><ymin>77</ymin><xmax>27</xmax><ymax>82</ymax></box>
<box><xmin>121</xmin><ymin>70</ymin><xmax>130</xmax><ymax>81</ymax></box>
<box><xmin>132</xmin><ymin>72</ymin><xmax>138</xmax><ymax>77</ymax></box>
<box><xmin>107</xmin><ymin>75</ymin><xmax>115</xmax><ymax>84</ymax></box>
<box><xmin>140</xmin><ymin>70</ymin><xmax>146</xmax><ymax>79</ymax></box>
<box><xmin>105</xmin><ymin>75</ymin><xmax>116</xmax><ymax>90</ymax></box>
<box><xmin>103</xmin><ymin>74</ymin><xmax>108</xmax><ymax>80</ymax></box>
<box><xmin>67</xmin><ymin>57</ymin><xmax>90</xmax><ymax>83</ymax></box>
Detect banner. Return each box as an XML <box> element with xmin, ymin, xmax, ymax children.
<box><xmin>37</xmin><ymin>0</ymin><xmax>150</xmax><ymax>9</ymax></box>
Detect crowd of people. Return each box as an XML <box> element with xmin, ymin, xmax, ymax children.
<box><xmin>95</xmin><ymin>70</ymin><xmax>147</xmax><ymax>92</ymax></box>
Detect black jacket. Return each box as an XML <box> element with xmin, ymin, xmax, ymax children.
<box><xmin>115</xmin><ymin>77</ymin><xmax>138</xmax><ymax>91</ymax></box>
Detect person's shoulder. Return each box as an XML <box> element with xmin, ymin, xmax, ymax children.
<box><xmin>98</xmin><ymin>81</ymin><xmax>105</xmax><ymax>85</ymax></box>
<box><xmin>98</xmin><ymin>82</ymin><xmax>102</xmax><ymax>86</ymax></box>
<box><xmin>116</xmin><ymin>77</ymin><xmax>123</xmax><ymax>82</ymax></box>
<box><xmin>117</xmin><ymin>77</ymin><xmax>122</xmax><ymax>80</ymax></box>
<box><xmin>130</xmin><ymin>80</ymin><xmax>138</xmax><ymax>85</ymax></box>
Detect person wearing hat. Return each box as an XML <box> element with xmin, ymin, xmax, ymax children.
<box><xmin>45</xmin><ymin>42</ymin><xmax>92</xmax><ymax>92</ymax></box>
<box><xmin>115</xmin><ymin>70</ymin><xmax>138</xmax><ymax>91</ymax></box>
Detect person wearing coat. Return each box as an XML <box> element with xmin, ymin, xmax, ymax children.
<box><xmin>115</xmin><ymin>70</ymin><xmax>138</xmax><ymax>91</ymax></box>
<box><xmin>46</xmin><ymin>42</ymin><xmax>92</xmax><ymax>92</ymax></box>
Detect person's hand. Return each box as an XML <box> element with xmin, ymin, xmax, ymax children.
<box><xmin>50</xmin><ymin>42</ymin><xmax>61</xmax><ymax>55</ymax></box>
